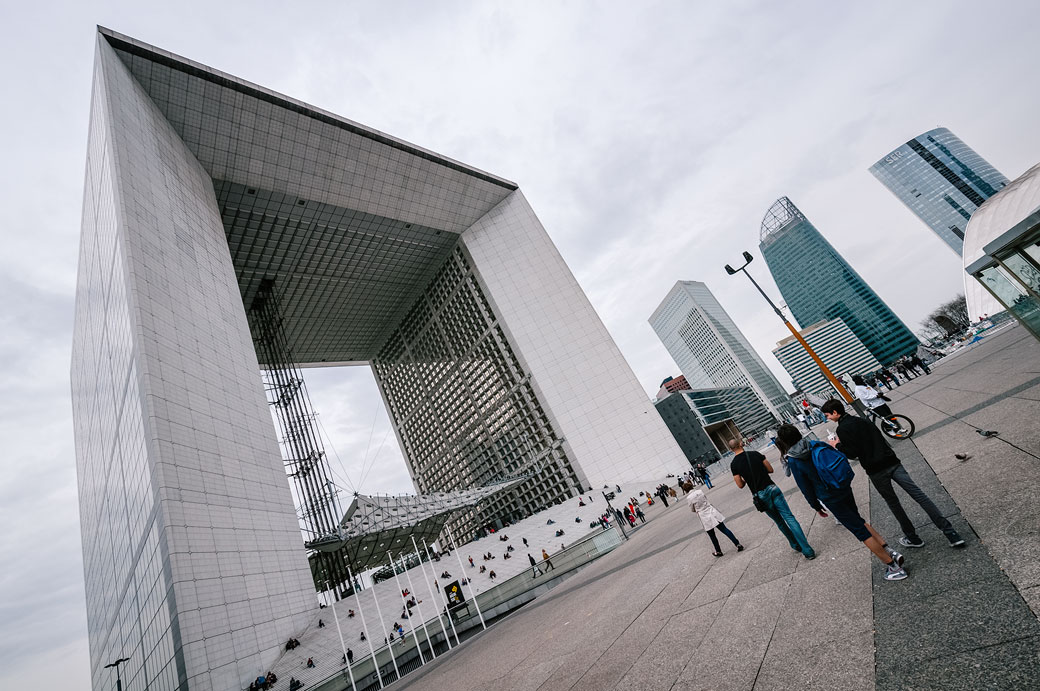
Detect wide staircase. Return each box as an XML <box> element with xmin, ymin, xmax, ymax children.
<box><xmin>266</xmin><ymin>481</ymin><xmax>676</xmax><ymax>690</ymax></box>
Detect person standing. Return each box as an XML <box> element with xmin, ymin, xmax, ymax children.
<box><xmin>685</xmin><ymin>484</ymin><xmax>743</xmax><ymax>556</ymax></box>
<box><xmin>698</xmin><ymin>463</ymin><xmax>713</xmax><ymax>489</ymax></box>
<box><xmin>775</xmin><ymin>424</ymin><xmax>907</xmax><ymax>581</ymax></box>
<box><xmin>729</xmin><ymin>438</ymin><xmax>816</xmax><ymax>559</ymax></box>
<box><xmin>656</xmin><ymin>484</ymin><xmax>670</xmax><ymax>507</ymax></box>
<box><xmin>528</xmin><ymin>553</ymin><xmax>543</xmax><ymax>578</ymax></box>
<box><xmin>911</xmin><ymin>354</ymin><xmax>930</xmax><ymax>375</ymax></box>
<box><xmin>821</xmin><ymin>399</ymin><xmax>965</xmax><ymax>549</ymax></box>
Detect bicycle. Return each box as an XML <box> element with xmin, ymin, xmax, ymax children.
<box><xmin>865</xmin><ymin>407</ymin><xmax>915</xmax><ymax>439</ymax></box>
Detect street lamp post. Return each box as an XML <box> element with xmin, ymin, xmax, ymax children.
<box><xmin>724</xmin><ymin>251</ymin><xmax>854</xmax><ymax>405</ymax></box>
<box><xmin>104</xmin><ymin>657</ymin><xmax>130</xmax><ymax>691</ymax></box>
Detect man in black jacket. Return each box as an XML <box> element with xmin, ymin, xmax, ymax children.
<box><xmin>821</xmin><ymin>399</ymin><xmax>965</xmax><ymax>549</ymax></box>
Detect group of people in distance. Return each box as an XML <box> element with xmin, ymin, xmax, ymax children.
<box><xmin>868</xmin><ymin>354</ymin><xmax>931</xmax><ymax>391</ymax></box>
<box><xmin>713</xmin><ymin>397</ymin><xmax>963</xmax><ymax>582</ymax></box>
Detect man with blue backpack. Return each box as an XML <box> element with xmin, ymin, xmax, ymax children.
<box><xmin>821</xmin><ymin>399</ymin><xmax>965</xmax><ymax>550</ymax></box>
<box><xmin>775</xmin><ymin>424</ymin><xmax>908</xmax><ymax>581</ymax></box>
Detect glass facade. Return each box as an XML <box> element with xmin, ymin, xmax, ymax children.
<box><xmin>681</xmin><ymin>386</ymin><xmax>778</xmax><ymax>437</ymax></box>
<box><xmin>650</xmin><ymin>281</ymin><xmax>794</xmax><ymax>423</ymax></box>
<box><xmin>73</xmin><ymin>45</ymin><xmax>184</xmax><ymax>691</ymax></box>
<box><xmin>759</xmin><ymin>198</ymin><xmax>919</xmax><ymax>366</ymax></box>
<box><xmin>870</xmin><ymin>127</ymin><xmax>1008</xmax><ymax>255</ymax></box>
<box><xmin>771</xmin><ymin>319</ymin><xmax>880</xmax><ymax>399</ymax></box>
<box><xmin>653</xmin><ymin>394</ymin><xmax>720</xmax><ymax>465</ymax></box>
<box><xmin>373</xmin><ymin>246</ymin><xmax>584</xmax><ymax>539</ymax></box>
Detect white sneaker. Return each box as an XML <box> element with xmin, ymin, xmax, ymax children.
<box><xmin>884</xmin><ymin>562</ymin><xmax>908</xmax><ymax>581</ymax></box>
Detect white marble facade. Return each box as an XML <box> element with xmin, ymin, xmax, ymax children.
<box><xmin>74</xmin><ymin>28</ymin><xmax>688</xmax><ymax>691</ymax></box>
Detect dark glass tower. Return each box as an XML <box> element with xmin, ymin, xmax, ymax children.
<box><xmin>759</xmin><ymin>198</ymin><xmax>918</xmax><ymax>365</ymax></box>
<box><xmin>869</xmin><ymin>127</ymin><xmax>1008</xmax><ymax>255</ymax></box>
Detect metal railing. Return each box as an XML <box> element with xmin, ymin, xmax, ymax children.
<box><xmin>309</xmin><ymin>526</ymin><xmax>624</xmax><ymax>691</ymax></box>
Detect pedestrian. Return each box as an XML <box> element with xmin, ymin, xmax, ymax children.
<box><xmin>522</xmin><ymin>537</ymin><xmax>528</xmax><ymax>547</ymax></box>
<box><xmin>852</xmin><ymin>375</ymin><xmax>893</xmax><ymax>418</ymax></box>
<box><xmin>821</xmin><ymin>399</ymin><xmax>965</xmax><ymax>549</ymax></box>
<box><xmin>635</xmin><ymin>505</ymin><xmax>646</xmax><ymax>523</ymax></box>
<box><xmin>799</xmin><ymin>412</ymin><xmax>811</xmax><ymax>431</ymax></box>
<box><xmin>656</xmin><ymin>484</ymin><xmax>670</xmax><ymax>507</ymax></box>
<box><xmin>775</xmin><ymin>424</ymin><xmax>908</xmax><ymax>581</ymax></box>
<box><xmin>541</xmin><ymin>548</ymin><xmax>554</xmax><ymax>571</ymax></box>
<box><xmin>528</xmin><ymin>553</ymin><xmax>543</xmax><ymax>578</ymax></box>
<box><xmin>729</xmin><ymin>438</ymin><xmax>816</xmax><ymax>559</ymax></box>
<box><xmin>685</xmin><ymin>483</ymin><xmax>743</xmax><ymax>556</ymax></box>
<box><xmin>698</xmin><ymin>463</ymin><xmax>713</xmax><ymax>489</ymax></box>
<box><xmin>911</xmin><ymin>354</ymin><xmax>930</xmax><ymax>375</ymax></box>
<box><xmin>882</xmin><ymin>366</ymin><xmax>900</xmax><ymax>387</ymax></box>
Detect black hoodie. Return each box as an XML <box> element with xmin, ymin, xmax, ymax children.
<box><xmin>834</xmin><ymin>414</ymin><xmax>899</xmax><ymax>475</ymax></box>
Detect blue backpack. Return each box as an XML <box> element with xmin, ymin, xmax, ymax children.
<box><xmin>809</xmin><ymin>441</ymin><xmax>854</xmax><ymax>490</ymax></box>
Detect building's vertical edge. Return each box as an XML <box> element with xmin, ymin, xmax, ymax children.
<box><xmin>77</xmin><ymin>37</ymin><xmax>315</xmax><ymax>691</ymax></box>
<box><xmin>460</xmin><ymin>190</ymin><xmax>688</xmax><ymax>486</ymax></box>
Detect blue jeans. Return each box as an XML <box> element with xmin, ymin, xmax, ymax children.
<box><xmin>703</xmin><ymin>474</ymin><xmax>713</xmax><ymax>489</ymax></box>
<box><xmin>757</xmin><ymin>485</ymin><xmax>814</xmax><ymax>557</ymax></box>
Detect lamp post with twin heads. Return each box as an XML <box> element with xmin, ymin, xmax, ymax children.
<box><xmin>724</xmin><ymin>251</ymin><xmax>854</xmax><ymax>405</ymax></box>
<box><xmin>104</xmin><ymin>657</ymin><xmax>130</xmax><ymax>691</ymax></box>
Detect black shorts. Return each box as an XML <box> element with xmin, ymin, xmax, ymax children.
<box><xmin>824</xmin><ymin>490</ymin><xmax>871</xmax><ymax>541</ymax></box>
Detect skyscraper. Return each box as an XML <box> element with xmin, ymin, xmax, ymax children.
<box><xmin>649</xmin><ymin>281</ymin><xmax>794</xmax><ymax>423</ymax></box>
<box><xmin>772</xmin><ymin>319</ymin><xmax>880</xmax><ymax>399</ymax></box>
<box><xmin>759</xmin><ymin>198</ymin><xmax>918</xmax><ymax>365</ymax></box>
<box><xmin>869</xmin><ymin>127</ymin><xmax>1008</xmax><ymax>255</ymax></box>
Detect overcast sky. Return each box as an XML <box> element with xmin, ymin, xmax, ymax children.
<box><xmin>3</xmin><ymin>1</ymin><xmax>1039</xmax><ymax>688</ymax></box>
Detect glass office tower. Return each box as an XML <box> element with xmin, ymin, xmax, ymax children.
<box><xmin>650</xmin><ymin>281</ymin><xmax>795</xmax><ymax>424</ymax></box>
<box><xmin>869</xmin><ymin>127</ymin><xmax>1008</xmax><ymax>255</ymax></box>
<box><xmin>759</xmin><ymin>198</ymin><xmax>918</xmax><ymax>365</ymax></box>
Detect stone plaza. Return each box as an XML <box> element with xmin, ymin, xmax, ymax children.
<box><xmin>389</xmin><ymin>322</ymin><xmax>1040</xmax><ymax>691</ymax></box>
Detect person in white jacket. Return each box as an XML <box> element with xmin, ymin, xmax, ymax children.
<box><xmin>852</xmin><ymin>375</ymin><xmax>893</xmax><ymax>418</ymax></box>
<box><xmin>685</xmin><ymin>485</ymin><xmax>744</xmax><ymax>557</ymax></box>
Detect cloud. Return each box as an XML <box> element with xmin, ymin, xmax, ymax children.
<box><xmin>3</xmin><ymin>2</ymin><xmax>1040</xmax><ymax>688</ymax></box>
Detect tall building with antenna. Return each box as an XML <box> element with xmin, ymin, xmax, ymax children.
<box><xmin>759</xmin><ymin>197</ymin><xmax>918</xmax><ymax>365</ymax></box>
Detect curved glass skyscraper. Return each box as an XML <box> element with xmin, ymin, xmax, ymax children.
<box><xmin>759</xmin><ymin>198</ymin><xmax>918</xmax><ymax>366</ymax></box>
<box><xmin>869</xmin><ymin>127</ymin><xmax>1008</xmax><ymax>255</ymax></box>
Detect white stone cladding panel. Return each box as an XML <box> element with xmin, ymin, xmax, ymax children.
<box><xmin>94</xmin><ymin>40</ymin><xmax>314</xmax><ymax>690</ymax></box>
<box><xmin>461</xmin><ymin>191</ymin><xmax>688</xmax><ymax>485</ymax></box>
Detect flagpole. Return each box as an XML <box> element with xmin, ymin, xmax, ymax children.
<box><xmin>401</xmin><ymin>551</ymin><xmax>437</xmax><ymax>659</ymax></box>
<box><xmin>345</xmin><ymin>565</ymin><xmax>383</xmax><ymax>690</ymax></box>
<box><xmin>388</xmin><ymin>551</ymin><xmax>426</xmax><ymax>666</ymax></box>
<box><xmin>422</xmin><ymin>537</ymin><xmax>460</xmax><ymax>645</ymax></box>
<box><xmin>327</xmin><ymin>581</ymin><xmax>357</xmax><ymax>691</ymax></box>
<box><xmin>445</xmin><ymin>526</ymin><xmax>486</xmax><ymax>630</ymax></box>
<box><xmin>412</xmin><ymin>536</ymin><xmax>453</xmax><ymax>649</ymax></box>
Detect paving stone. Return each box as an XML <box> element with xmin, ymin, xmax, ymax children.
<box><xmin>875</xmin><ymin>635</ymin><xmax>1040</xmax><ymax>691</ymax></box>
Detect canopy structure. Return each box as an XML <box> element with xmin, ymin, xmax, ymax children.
<box><xmin>305</xmin><ymin>477</ymin><xmax>527</xmax><ymax>572</ymax></box>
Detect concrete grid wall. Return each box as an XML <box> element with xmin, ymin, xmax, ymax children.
<box><xmin>461</xmin><ymin>191</ymin><xmax>689</xmax><ymax>486</ymax></box>
<box><xmin>84</xmin><ymin>40</ymin><xmax>315</xmax><ymax>690</ymax></box>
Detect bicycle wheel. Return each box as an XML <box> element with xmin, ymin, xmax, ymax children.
<box><xmin>878</xmin><ymin>414</ymin><xmax>915</xmax><ymax>439</ymax></box>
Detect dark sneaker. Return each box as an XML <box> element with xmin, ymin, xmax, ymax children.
<box><xmin>884</xmin><ymin>563</ymin><xmax>908</xmax><ymax>581</ymax></box>
<box><xmin>804</xmin><ymin>552</ymin><xmax>817</xmax><ymax>560</ymax></box>
<box><xmin>736</xmin><ymin>544</ymin><xmax>745</xmax><ymax>552</ymax></box>
<box><xmin>947</xmin><ymin>533</ymin><xmax>966</xmax><ymax>548</ymax></box>
<box><xmin>899</xmin><ymin>537</ymin><xmax>925</xmax><ymax>548</ymax></box>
